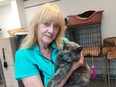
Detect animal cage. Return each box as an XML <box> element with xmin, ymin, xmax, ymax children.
<box><xmin>65</xmin><ymin>10</ymin><xmax>106</xmax><ymax>87</ymax></box>
<box><xmin>85</xmin><ymin>57</ymin><xmax>107</xmax><ymax>87</ymax></box>
<box><xmin>107</xmin><ymin>59</ymin><xmax>116</xmax><ymax>87</ymax></box>
<box><xmin>65</xmin><ymin>23</ymin><xmax>102</xmax><ymax>57</ymax></box>
<box><xmin>65</xmin><ymin>10</ymin><xmax>103</xmax><ymax>57</ymax></box>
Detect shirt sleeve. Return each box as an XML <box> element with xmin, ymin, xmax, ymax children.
<box><xmin>14</xmin><ymin>49</ymin><xmax>40</xmax><ymax>80</ymax></box>
<box><xmin>62</xmin><ymin>37</ymin><xmax>70</xmax><ymax>42</ymax></box>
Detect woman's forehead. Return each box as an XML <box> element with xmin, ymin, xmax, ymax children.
<box><xmin>42</xmin><ymin>17</ymin><xmax>61</xmax><ymax>25</ymax></box>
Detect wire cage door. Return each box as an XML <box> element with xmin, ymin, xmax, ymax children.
<box><xmin>65</xmin><ymin>23</ymin><xmax>102</xmax><ymax>57</ymax></box>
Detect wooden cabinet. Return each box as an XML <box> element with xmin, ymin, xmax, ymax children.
<box><xmin>0</xmin><ymin>37</ymin><xmax>19</xmax><ymax>87</ymax></box>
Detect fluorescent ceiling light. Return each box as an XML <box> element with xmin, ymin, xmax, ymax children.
<box><xmin>0</xmin><ymin>0</ymin><xmax>4</xmax><ymax>2</ymax></box>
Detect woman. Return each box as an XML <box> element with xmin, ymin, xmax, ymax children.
<box><xmin>15</xmin><ymin>3</ymin><xmax>89</xmax><ymax>87</ymax></box>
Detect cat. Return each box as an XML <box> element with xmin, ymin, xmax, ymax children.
<box><xmin>47</xmin><ymin>41</ymin><xmax>90</xmax><ymax>87</ymax></box>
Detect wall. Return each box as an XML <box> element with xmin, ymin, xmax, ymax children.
<box><xmin>24</xmin><ymin>0</ymin><xmax>116</xmax><ymax>40</ymax></box>
<box><xmin>0</xmin><ymin>0</ymin><xmax>116</xmax><ymax>39</ymax></box>
<box><xmin>0</xmin><ymin>4</ymin><xmax>13</xmax><ymax>37</ymax></box>
<box><xmin>0</xmin><ymin>0</ymin><xmax>27</xmax><ymax>38</ymax></box>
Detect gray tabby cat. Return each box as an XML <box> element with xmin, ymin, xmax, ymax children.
<box><xmin>47</xmin><ymin>41</ymin><xmax>90</xmax><ymax>87</ymax></box>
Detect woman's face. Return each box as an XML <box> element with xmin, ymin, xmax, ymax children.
<box><xmin>37</xmin><ymin>22</ymin><xmax>60</xmax><ymax>45</ymax></box>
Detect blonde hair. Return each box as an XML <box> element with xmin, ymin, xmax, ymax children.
<box><xmin>20</xmin><ymin>3</ymin><xmax>65</xmax><ymax>49</ymax></box>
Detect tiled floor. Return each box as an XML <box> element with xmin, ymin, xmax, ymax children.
<box><xmin>87</xmin><ymin>79</ymin><xmax>107</xmax><ymax>87</ymax></box>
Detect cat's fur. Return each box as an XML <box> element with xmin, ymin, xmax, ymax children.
<box><xmin>47</xmin><ymin>41</ymin><xmax>90</xmax><ymax>87</ymax></box>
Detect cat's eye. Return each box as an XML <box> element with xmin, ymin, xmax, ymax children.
<box><xmin>58</xmin><ymin>53</ymin><xmax>63</xmax><ymax>57</ymax></box>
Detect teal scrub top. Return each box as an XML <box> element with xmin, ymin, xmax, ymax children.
<box><xmin>15</xmin><ymin>38</ymin><xmax>69</xmax><ymax>86</ymax></box>
<box><xmin>15</xmin><ymin>42</ymin><xmax>58</xmax><ymax>86</ymax></box>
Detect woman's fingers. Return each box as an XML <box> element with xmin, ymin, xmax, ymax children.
<box><xmin>71</xmin><ymin>57</ymin><xmax>84</xmax><ymax>71</ymax></box>
<box><xmin>86</xmin><ymin>63</ymin><xmax>90</xmax><ymax>71</ymax></box>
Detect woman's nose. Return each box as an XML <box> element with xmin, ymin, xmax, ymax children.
<box><xmin>48</xmin><ymin>25</ymin><xmax>54</xmax><ymax>33</ymax></box>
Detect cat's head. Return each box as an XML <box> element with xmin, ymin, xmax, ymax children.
<box><xmin>58</xmin><ymin>41</ymin><xmax>83</xmax><ymax>62</ymax></box>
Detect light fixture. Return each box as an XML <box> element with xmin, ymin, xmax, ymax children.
<box><xmin>0</xmin><ymin>0</ymin><xmax>4</xmax><ymax>2</ymax></box>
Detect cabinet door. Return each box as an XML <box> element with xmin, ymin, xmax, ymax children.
<box><xmin>5</xmin><ymin>77</ymin><xmax>19</xmax><ymax>87</ymax></box>
<box><xmin>0</xmin><ymin>37</ymin><xmax>19</xmax><ymax>87</ymax></box>
<box><xmin>0</xmin><ymin>37</ymin><xmax>17</xmax><ymax>66</ymax></box>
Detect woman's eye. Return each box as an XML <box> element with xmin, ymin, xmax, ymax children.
<box><xmin>44</xmin><ymin>22</ymin><xmax>50</xmax><ymax>26</ymax></box>
<box><xmin>53</xmin><ymin>24</ymin><xmax>60</xmax><ymax>29</ymax></box>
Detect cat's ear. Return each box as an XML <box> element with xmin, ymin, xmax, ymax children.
<box><xmin>62</xmin><ymin>39</ymin><xmax>67</xmax><ymax>45</ymax></box>
<box><xmin>76</xmin><ymin>47</ymin><xmax>83</xmax><ymax>51</ymax></box>
<box><xmin>62</xmin><ymin>40</ymin><xmax>67</xmax><ymax>48</ymax></box>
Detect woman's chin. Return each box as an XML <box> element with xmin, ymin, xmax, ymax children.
<box><xmin>42</xmin><ymin>37</ymin><xmax>54</xmax><ymax>44</ymax></box>
<box><xmin>43</xmin><ymin>39</ymin><xmax>53</xmax><ymax>44</ymax></box>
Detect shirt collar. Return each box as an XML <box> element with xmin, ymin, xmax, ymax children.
<box><xmin>32</xmin><ymin>42</ymin><xmax>57</xmax><ymax>52</ymax></box>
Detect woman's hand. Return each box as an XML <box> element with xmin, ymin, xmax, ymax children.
<box><xmin>59</xmin><ymin>56</ymin><xmax>90</xmax><ymax>87</ymax></box>
<box><xmin>59</xmin><ymin>56</ymin><xmax>85</xmax><ymax>87</ymax></box>
<box><xmin>71</xmin><ymin>56</ymin><xmax>84</xmax><ymax>71</ymax></box>
<box><xmin>71</xmin><ymin>56</ymin><xmax>90</xmax><ymax>72</ymax></box>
